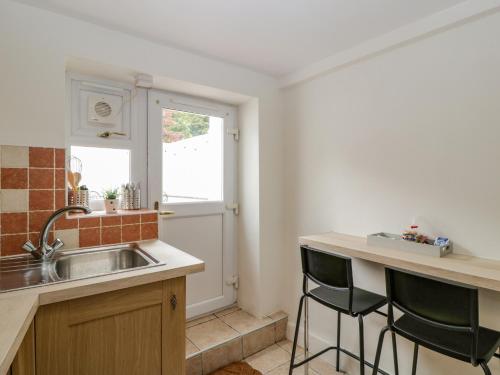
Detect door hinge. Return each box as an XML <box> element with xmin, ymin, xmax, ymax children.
<box><xmin>227</xmin><ymin>128</ymin><xmax>239</xmax><ymax>141</ymax></box>
<box><xmin>226</xmin><ymin>203</ymin><xmax>239</xmax><ymax>216</ymax></box>
<box><xmin>226</xmin><ymin>276</ymin><xmax>239</xmax><ymax>289</ymax></box>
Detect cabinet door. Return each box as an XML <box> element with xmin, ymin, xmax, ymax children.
<box><xmin>162</xmin><ymin>277</ymin><xmax>186</xmax><ymax>375</ymax></box>
<box><xmin>36</xmin><ymin>282</ymin><xmax>163</xmax><ymax>375</ymax></box>
<box><xmin>11</xmin><ymin>322</ymin><xmax>35</xmax><ymax>375</ymax></box>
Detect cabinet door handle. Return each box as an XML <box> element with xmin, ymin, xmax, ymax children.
<box><xmin>170</xmin><ymin>295</ymin><xmax>177</xmax><ymax>310</ymax></box>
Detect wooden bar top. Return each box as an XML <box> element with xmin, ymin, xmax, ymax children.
<box><xmin>299</xmin><ymin>232</ymin><xmax>500</xmax><ymax>292</ymax></box>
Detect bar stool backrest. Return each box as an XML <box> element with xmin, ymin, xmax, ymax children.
<box><xmin>300</xmin><ymin>245</ymin><xmax>353</xmax><ymax>291</ymax></box>
<box><xmin>385</xmin><ymin>268</ymin><xmax>480</xmax><ymax>363</ymax></box>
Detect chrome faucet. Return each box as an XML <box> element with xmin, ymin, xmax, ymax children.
<box><xmin>23</xmin><ymin>206</ymin><xmax>92</xmax><ymax>260</ymax></box>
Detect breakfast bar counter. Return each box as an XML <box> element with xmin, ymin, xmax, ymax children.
<box><xmin>299</xmin><ymin>232</ymin><xmax>500</xmax><ymax>292</ymax></box>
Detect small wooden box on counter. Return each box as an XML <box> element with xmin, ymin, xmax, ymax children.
<box><xmin>367</xmin><ymin>232</ymin><xmax>452</xmax><ymax>257</ymax></box>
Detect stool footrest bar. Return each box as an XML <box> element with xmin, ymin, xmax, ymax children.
<box><xmin>290</xmin><ymin>346</ymin><xmax>391</xmax><ymax>375</ymax></box>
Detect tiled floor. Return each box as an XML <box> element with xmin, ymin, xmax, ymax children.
<box><xmin>246</xmin><ymin>340</ymin><xmax>344</xmax><ymax>375</ymax></box>
<box><xmin>185</xmin><ymin>306</ymin><xmax>342</xmax><ymax>375</ymax></box>
<box><xmin>185</xmin><ymin>306</ymin><xmax>288</xmax><ymax>374</ymax></box>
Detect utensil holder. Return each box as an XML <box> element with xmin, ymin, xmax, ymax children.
<box><xmin>68</xmin><ymin>190</ymin><xmax>90</xmax><ymax>208</ymax></box>
<box><xmin>121</xmin><ymin>189</ymin><xmax>141</xmax><ymax>210</ymax></box>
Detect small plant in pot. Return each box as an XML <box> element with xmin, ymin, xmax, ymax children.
<box><xmin>103</xmin><ymin>188</ymin><xmax>119</xmax><ymax>214</ymax></box>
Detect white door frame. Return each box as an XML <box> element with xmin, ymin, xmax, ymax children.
<box><xmin>147</xmin><ymin>89</ymin><xmax>237</xmax><ymax>317</ymax></box>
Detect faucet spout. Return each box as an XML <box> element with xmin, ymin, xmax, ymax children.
<box><xmin>23</xmin><ymin>206</ymin><xmax>92</xmax><ymax>260</ymax></box>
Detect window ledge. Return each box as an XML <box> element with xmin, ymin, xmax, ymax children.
<box><xmin>68</xmin><ymin>209</ymin><xmax>157</xmax><ymax>219</ymax></box>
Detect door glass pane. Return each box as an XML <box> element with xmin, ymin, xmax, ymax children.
<box><xmin>162</xmin><ymin>109</ymin><xmax>223</xmax><ymax>203</ymax></box>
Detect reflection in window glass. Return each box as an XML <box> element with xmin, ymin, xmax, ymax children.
<box><xmin>162</xmin><ymin>109</ymin><xmax>223</xmax><ymax>203</ymax></box>
<box><xmin>70</xmin><ymin>146</ymin><xmax>131</xmax><ymax>197</ymax></box>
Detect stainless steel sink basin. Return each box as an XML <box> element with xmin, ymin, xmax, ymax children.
<box><xmin>0</xmin><ymin>244</ymin><xmax>163</xmax><ymax>293</ymax></box>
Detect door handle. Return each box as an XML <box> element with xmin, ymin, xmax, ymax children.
<box><xmin>158</xmin><ymin>210</ymin><xmax>175</xmax><ymax>216</ymax></box>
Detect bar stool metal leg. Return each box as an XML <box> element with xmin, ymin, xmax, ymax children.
<box><xmin>289</xmin><ymin>295</ymin><xmax>305</xmax><ymax>375</ymax></box>
<box><xmin>358</xmin><ymin>315</ymin><xmax>365</xmax><ymax>375</ymax></box>
<box><xmin>391</xmin><ymin>332</ymin><xmax>399</xmax><ymax>375</ymax></box>
<box><xmin>372</xmin><ymin>326</ymin><xmax>390</xmax><ymax>375</ymax></box>
<box><xmin>411</xmin><ymin>344</ymin><xmax>418</xmax><ymax>375</ymax></box>
<box><xmin>479</xmin><ymin>362</ymin><xmax>491</xmax><ymax>375</ymax></box>
<box><xmin>304</xmin><ymin>279</ymin><xmax>309</xmax><ymax>375</ymax></box>
<box><xmin>336</xmin><ymin>311</ymin><xmax>341</xmax><ymax>372</ymax></box>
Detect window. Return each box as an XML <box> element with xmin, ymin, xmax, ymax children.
<box><xmin>70</xmin><ymin>146</ymin><xmax>131</xmax><ymax>197</ymax></box>
<box><xmin>162</xmin><ymin>109</ymin><xmax>223</xmax><ymax>203</ymax></box>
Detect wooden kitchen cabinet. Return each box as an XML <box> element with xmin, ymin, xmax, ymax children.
<box><xmin>10</xmin><ymin>322</ymin><xmax>35</xmax><ymax>375</ymax></box>
<box><xmin>35</xmin><ymin>277</ymin><xmax>186</xmax><ymax>375</ymax></box>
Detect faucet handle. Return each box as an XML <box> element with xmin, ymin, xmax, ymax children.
<box><xmin>51</xmin><ymin>238</ymin><xmax>64</xmax><ymax>251</ymax></box>
<box><xmin>22</xmin><ymin>241</ymin><xmax>37</xmax><ymax>253</ymax></box>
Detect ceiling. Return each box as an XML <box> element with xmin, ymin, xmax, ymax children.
<box><xmin>15</xmin><ymin>0</ymin><xmax>466</xmax><ymax>76</ymax></box>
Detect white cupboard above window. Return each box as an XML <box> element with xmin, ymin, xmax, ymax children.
<box><xmin>67</xmin><ymin>73</ymin><xmax>135</xmax><ymax>146</ymax></box>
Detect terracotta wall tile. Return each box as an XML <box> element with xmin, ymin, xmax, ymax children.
<box><xmin>54</xmin><ymin>216</ymin><xmax>78</xmax><ymax>230</ymax></box>
<box><xmin>101</xmin><ymin>226</ymin><xmax>121</xmax><ymax>245</ymax></box>
<box><xmin>141</xmin><ymin>213</ymin><xmax>158</xmax><ymax>223</ymax></box>
<box><xmin>122</xmin><ymin>214</ymin><xmax>140</xmax><ymax>225</ymax></box>
<box><xmin>29</xmin><ymin>190</ymin><xmax>54</xmax><ymax>211</ymax></box>
<box><xmin>29</xmin><ymin>168</ymin><xmax>54</xmax><ymax>189</ymax></box>
<box><xmin>1</xmin><ymin>234</ymin><xmax>28</xmax><ymax>256</ymax></box>
<box><xmin>79</xmin><ymin>217</ymin><xmax>101</xmax><ymax>228</ymax></box>
<box><xmin>1</xmin><ymin>213</ymin><xmax>28</xmax><ymax>234</ymax></box>
<box><xmin>79</xmin><ymin>228</ymin><xmax>100</xmax><ymax>247</ymax></box>
<box><xmin>55</xmin><ymin>169</ymin><xmax>66</xmax><ymax>189</ymax></box>
<box><xmin>29</xmin><ymin>147</ymin><xmax>54</xmax><ymax>168</ymax></box>
<box><xmin>122</xmin><ymin>224</ymin><xmax>140</xmax><ymax>242</ymax></box>
<box><xmin>55</xmin><ymin>190</ymin><xmax>66</xmax><ymax>209</ymax></box>
<box><xmin>1</xmin><ymin>168</ymin><xmax>28</xmax><ymax>189</ymax></box>
<box><xmin>141</xmin><ymin>223</ymin><xmax>158</xmax><ymax>240</ymax></box>
<box><xmin>102</xmin><ymin>215</ymin><xmax>121</xmax><ymax>226</ymax></box>
<box><xmin>55</xmin><ymin>148</ymin><xmax>66</xmax><ymax>169</ymax></box>
<box><xmin>29</xmin><ymin>211</ymin><xmax>53</xmax><ymax>233</ymax></box>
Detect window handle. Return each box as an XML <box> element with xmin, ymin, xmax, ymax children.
<box><xmin>97</xmin><ymin>131</ymin><xmax>127</xmax><ymax>138</ymax></box>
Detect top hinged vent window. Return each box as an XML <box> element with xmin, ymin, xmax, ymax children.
<box><xmin>68</xmin><ymin>73</ymin><xmax>134</xmax><ymax>146</ymax></box>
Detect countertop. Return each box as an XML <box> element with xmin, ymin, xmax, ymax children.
<box><xmin>299</xmin><ymin>232</ymin><xmax>500</xmax><ymax>292</ymax></box>
<box><xmin>0</xmin><ymin>240</ymin><xmax>204</xmax><ymax>375</ymax></box>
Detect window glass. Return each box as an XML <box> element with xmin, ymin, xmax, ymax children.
<box><xmin>70</xmin><ymin>146</ymin><xmax>131</xmax><ymax>197</ymax></box>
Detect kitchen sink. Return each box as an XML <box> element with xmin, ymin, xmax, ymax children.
<box><xmin>0</xmin><ymin>244</ymin><xmax>163</xmax><ymax>293</ymax></box>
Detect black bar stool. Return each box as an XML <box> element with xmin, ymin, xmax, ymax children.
<box><xmin>372</xmin><ymin>268</ymin><xmax>500</xmax><ymax>375</ymax></box>
<box><xmin>289</xmin><ymin>245</ymin><xmax>400</xmax><ymax>375</ymax></box>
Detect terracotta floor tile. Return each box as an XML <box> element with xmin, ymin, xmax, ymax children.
<box><xmin>186</xmin><ymin>314</ymin><xmax>218</xmax><ymax>328</ymax></box>
<box><xmin>186</xmin><ymin>318</ymin><xmax>239</xmax><ymax>350</ymax></box>
<box><xmin>245</xmin><ymin>344</ymin><xmax>290</xmax><ymax>373</ymax></box>
<box><xmin>220</xmin><ymin>310</ymin><xmax>272</xmax><ymax>334</ymax></box>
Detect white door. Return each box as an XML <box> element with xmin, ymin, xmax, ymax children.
<box><xmin>148</xmin><ymin>90</ymin><xmax>237</xmax><ymax>318</ymax></box>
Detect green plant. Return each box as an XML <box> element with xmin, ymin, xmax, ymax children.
<box><xmin>103</xmin><ymin>188</ymin><xmax>118</xmax><ymax>200</ymax></box>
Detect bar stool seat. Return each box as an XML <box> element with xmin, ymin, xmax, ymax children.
<box><xmin>393</xmin><ymin>314</ymin><xmax>500</xmax><ymax>363</ymax></box>
<box><xmin>309</xmin><ymin>286</ymin><xmax>387</xmax><ymax>315</ymax></box>
<box><xmin>289</xmin><ymin>246</ymin><xmax>399</xmax><ymax>375</ymax></box>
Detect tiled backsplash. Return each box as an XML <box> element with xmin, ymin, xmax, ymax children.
<box><xmin>0</xmin><ymin>145</ymin><xmax>158</xmax><ymax>257</ymax></box>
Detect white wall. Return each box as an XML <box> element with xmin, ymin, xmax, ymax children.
<box><xmin>0</xmin><ymin>0</ymin><xmax>285</xmax><ymax>317</ymax></box>
<box><xmin>283</xmin><ymin>9</ymin><xmax>500</xmax><ymax>375</ymax></box>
